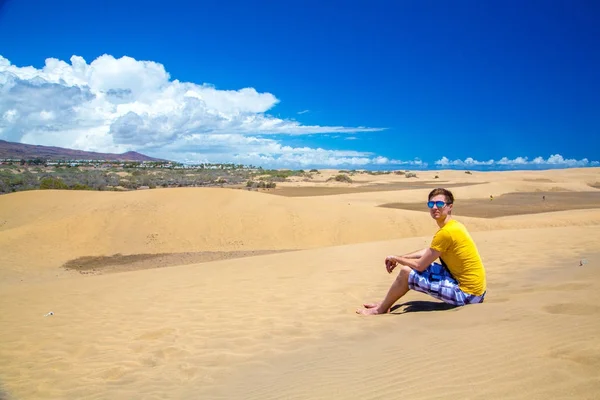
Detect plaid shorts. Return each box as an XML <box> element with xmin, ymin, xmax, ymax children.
<box><xmin>408</xmin><ymin>262</ymin><xmax>486</xmax><ymax>306</ymax></box>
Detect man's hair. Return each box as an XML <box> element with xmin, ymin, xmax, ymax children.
<box><xmin>428</xmin><ymin>188</ymin><xmax>454</xmax><ymax>204</ymax></box>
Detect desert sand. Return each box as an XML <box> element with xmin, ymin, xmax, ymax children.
<box><xmin>0</xmin><ymin>167</ymin><xmax>599</xmax><ymax>399</ymax></box>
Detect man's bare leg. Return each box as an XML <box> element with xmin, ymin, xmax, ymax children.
<box><xmin>357</xmin><ymin>266</ymin><xmax>412</xmax><ymax>315</ymax></box>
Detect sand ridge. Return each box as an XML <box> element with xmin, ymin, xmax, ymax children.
<box><xmin>0</xmin><ymin>167</ymin><xmax>599</xmax><ymax>399</ymax></box>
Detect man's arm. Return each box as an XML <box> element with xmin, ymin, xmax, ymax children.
<box><xmin>387</xmin><ymin>248</ymin><xmax>441</xmax><ymax>273</ymax></box>
<box><xmin>401</xmin><ymin>248</ymin><xmax>428</xmax><ymax>259</ymax></box>
<box><xmin>384</xmin><ymin>248</ymin><xmax>426</xmax><ymax>272</ymax></box>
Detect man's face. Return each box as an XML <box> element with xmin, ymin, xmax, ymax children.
<box><xmin>428</xmin><ymin>194</ymin><xmax>452</xmax><ymax>220</ymax></box>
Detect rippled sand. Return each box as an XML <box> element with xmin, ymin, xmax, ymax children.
<box><xmin>1</xmin><ymin>167</ymin><xmax>599</xmax><ymax>399</ymax></box>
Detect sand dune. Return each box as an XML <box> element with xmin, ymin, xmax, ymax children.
<box><xmin>0</xmin><ymin>188</ymin><xmax>438</xmax><ymax>282</ymax></box>
<box><xmin>0</xmin><ymin>168</ymin><xmax>599</xmax><ymax>399</ymax></box>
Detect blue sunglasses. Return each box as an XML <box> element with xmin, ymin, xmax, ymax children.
<box><xmin>427</xmin><ymin>201</ymin><xmax>450</xmax><ymax>209</ymax></box>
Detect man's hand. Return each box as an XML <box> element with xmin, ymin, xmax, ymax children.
<box><xmin>385</xmin><ymin>255</ymin><xmax>398</xmax><ymax>273</ymax></box>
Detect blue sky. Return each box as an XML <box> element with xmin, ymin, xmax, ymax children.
<box><xmin>0</xmin><ymin>0</ymin><xmax>599</xmax><ymax>169</ymax></box>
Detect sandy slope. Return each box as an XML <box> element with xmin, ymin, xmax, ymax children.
<box><xmin>1</xmin><ymin>172</ymin><xmax>599</xmax><ymax>282</ymax></box>
<box><xmin>0</xmin><ymin>228</ymin><xmax>598</xmax><ymax>400</ymax></box>
<box><xmin>0</xmin><ymin>187</ymin><xmax>439</xmax><ymax>282</ymax></box>
<box><xmin>0</xmin><ymin>167</ymin><xmax>599</xmax><ymax>399</ymax></box>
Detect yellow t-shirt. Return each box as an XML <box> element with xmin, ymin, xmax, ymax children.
<box><xmin>430</xmin><ymin>219</ymin><xmax>486</xmax><ymax>296</ymax></box>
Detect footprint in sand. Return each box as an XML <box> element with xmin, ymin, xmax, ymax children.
<box><xmin>100</xmin><ymin>366</ymin><xmax>128</xmax><ymax>381</ymax></box>
<box><xmin>153</xmin><ymin>346</ymin><xmax>189</xmax><ymax>361</ymax></box>
<box><xmin>178</xmin><ymin>363</ymin><xmax>198</xmax><ymax>380</ymax></box>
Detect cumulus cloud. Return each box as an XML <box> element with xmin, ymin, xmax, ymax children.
<box><xmin>0</xmin><ymin>54</ymin><xmax>388</xmax><ymax>167</ymax></box>
<box><xmin>149</xmin><ymin>133</ymin><xmax>425</xmax><ymax>168</ymax></box>
<box><xmin>435</xmin><ymin>155</ymin><xmax>599</xmax><ymax>169</ymax></box>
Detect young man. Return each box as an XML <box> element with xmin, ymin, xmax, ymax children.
<box><xmin>357</xmin><ymin>188</ymin><xmax>486</xmax><ymax>315</ymax></box>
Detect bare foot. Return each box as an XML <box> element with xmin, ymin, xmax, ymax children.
<box><xmin>356</xmin><ymin>306</ymin><xmax>386</xmax><ymax>315</ymax></box>
<box><xmin>362</xmin><ymin>302</ymin><xmax>381</xmax><ymax>309</ymax></box>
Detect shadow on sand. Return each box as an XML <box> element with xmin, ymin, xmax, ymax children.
<box><xmin>390</xmin><ymin>300</ymin><xmax>459</xmax><ymax>314</ymax></box>
<box><xmin>0</xmin><ymin>384</ymin><xmax>11</xmax><ymax>400</ymax></box>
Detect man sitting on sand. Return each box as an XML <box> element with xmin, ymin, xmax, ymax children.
<box><xmin>357</xmin><ymin>188</ymin><xmax>486</xmax><ymax>315</ymax></box>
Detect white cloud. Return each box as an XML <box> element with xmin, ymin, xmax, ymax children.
<box><xmin>150</xmin><ymin>134</ymin><xmax>425</xmax><ymax>168</ymax></box>
<box><xmin>436</xmin><ymin>154</ymin><xmax>598</xmax><ymax>168</ymax></box>
<box><xmin>3</xmin><ymin>54</ymin><xmax>594</xmax><ymax>171</ymax></box>
<box><xmin>435</xmin><ymin>157</ymin><xmax>494</xmax><ymax>166</ymax></box>
<box><xmin>0</xmin><ymin>54</ymin><xmax>389</xmax><ymax>167</ymax></box>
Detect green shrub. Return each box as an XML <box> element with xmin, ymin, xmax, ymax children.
<box><xmin>258</xmin><ymin>169</ymin><xmax>309</xmax><ymax>180</ymax></box>
<box><xmin>367</xmin><ymin>170</ymin><xmax>391</xmax><ymax>175</ymax></box>
<box><xmin>405</xmin><ymin>172</ymin><xmax>417</xmax><ymax>178</ymax></box>
<box><xmin>40</xmin><ymin>177</ymin><xmax>68</xmax><ymax>189</ymax></box>
<box><xmin>70</xmin><ymin>183</ymin><xmax>92</xmax><ymax>190</ymax></box>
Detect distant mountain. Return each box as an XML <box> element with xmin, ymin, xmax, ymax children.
<box><xmin>0</xmin><ymin>140</ymin><xmax>168</xmax><ymax>162</ymax></box>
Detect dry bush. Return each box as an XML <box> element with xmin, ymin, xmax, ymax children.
<box><xmin>246</xmin><ymin>180</ymin><xmax>276</xmax><ymax>189</ymax></box>
<box><xmin>327</xmin><ymin>174</ymin><xmax>352</xmax><ymax>183</ymax></box>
